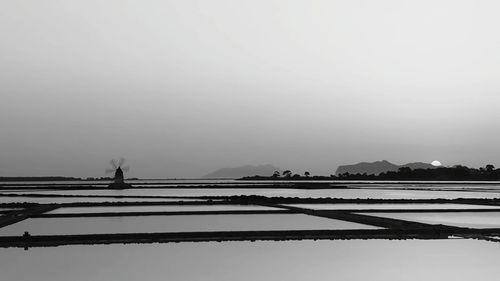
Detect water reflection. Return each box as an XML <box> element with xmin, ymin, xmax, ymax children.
<box><xmin>4</xmin><ymin>188</ymin><xmax>500</xmax><ymax>199</ymax></box>
<box><xmin>0</xmin><ymin>214</ymin><xmax>379</xmax><ymax>236</ymax></box>
<box><xmin>48</xmin><ymin>205</ymin><xmax>278</xmax><ymax>214</ymax></box>
<box><xmin>0</xmin><ymin>240</ymin><xmax>498</xmax><ymax>281</ymax></box>
<box><xmin>0</xmin><ymin>197</ymin><xmax>201</xmax><ymax>204</ymax></box>
<box><xmin>287</xmin><ymin>203</ymin><xmax>500</xmax><ymax>210</ymax></box>
<box><xmin>361</xmin><ymin>212</ymin><xmax>500</xmax><ymax>228</ymax></box>
<box><xmin>1</xmin><ymin>182</ymin><xmax>500</xmax><ymax>281</ymax></box>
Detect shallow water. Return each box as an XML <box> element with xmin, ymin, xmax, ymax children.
<box><xmin>349</xmin><ymin>183</ymin><xmax>500</xmax><ymax>189</ymax></box>
<box><xmin>0</xmin><ymin>181</ymin><xmax>500</xmax><ymax>281</ymax></box>
<box><xmin>4</xmin><ymin>187</ymin><xmax>500</xmax><ymax>199</ymax></box>
<box><xmin>0</xmin><ymin>214</ymin><xmax>379</xmax><ymax>236</ymax></box>
<box><xmin>0</xmin><ymin>197</ymin><xmax>203</xmax><ymax>204</ymax></box>
<box><xmin>0</xmin><ymin>240</ymin><xmax>499</xmax><ymax>281</ymax></box>
<box><xmin>2</xmin><ymin>182</ymin><xmax>500</xmax><ymax>281</ymax></box>
<box><xmin>286</xmin><ymin>203</ymin><xmax>500</xmax><ymax>210</ymax></box>
<box><xmin>361</xmin><ymin>212</ymin><xmax>500</xmax><ymax>228</ymax></box>
<box><xmin>47</xmin><ymin>205</ymin><xmax>279</xmax><ymax>214</ymax></box>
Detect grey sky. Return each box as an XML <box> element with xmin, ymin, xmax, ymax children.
<box><xmin>1</xmin><ymin>0</ymin><xmax>500</xmax><ymax>178</ymax></box>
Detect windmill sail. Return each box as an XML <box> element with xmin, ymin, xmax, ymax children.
<box><xmin>106</xmin><ymin>158</ymin><xmax>132</xmax><ymax>189</ymax></box>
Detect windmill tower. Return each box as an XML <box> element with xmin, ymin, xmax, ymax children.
<box><xmin>106</xmin><ymin>158</ymin><xmax>131</xmax><ymax>189</ymax></box>
<box><xmin>114</xmin><ymin>166</ymin><xmax>124</xmax><ymax>184</ymax></box>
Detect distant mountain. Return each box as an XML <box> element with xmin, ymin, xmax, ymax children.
<box><xmin>335</xmin><ymin>160</ymin><xmax>436</xmax><ymax>176</ymax></box>
<box><xmin>336</xmin><ymin>160</ymin><xmax>398</xmax><ymax>176</ymax></box>
<box><xmin>203</xmin><ymin>164</ymin><xmax>282</xmax><ymax>179</ymax></box>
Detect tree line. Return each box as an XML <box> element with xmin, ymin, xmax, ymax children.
<box><xmin>241</xmin><ymin>165</ymin><xmax>500</xmax><ymax>181</ymax></box>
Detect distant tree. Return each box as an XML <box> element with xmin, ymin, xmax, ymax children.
<box><xmin>486</xmin><ymin>164</ymin><xmax>495</xmax><ymax>172</ymax></box>
<box><xmin>398</xmin><ymin>167</ymin><xmax>411</xmax><ymax>174</ymax></box>
<box><xmin>237</xmin><ymin>164</ymin><xmax>499</xmax><ymax>181</ymax></box>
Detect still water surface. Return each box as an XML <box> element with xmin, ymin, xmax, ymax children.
<box><xmin>1</xmin><ymin>182</ymin><xmax>500</xmax><ymax>281</ymax></box>
<box><xmin>47</xmin><ymin>205</ymin><xmax>279</xmax><ymax>214</ymax></box>
<box><xmin>363</xmin><ymin>212</ymin><xmax>500</xmax><ymax>228</ymax></box>
<box><xmin>0</xmin><ymin>214</ymin><xmax>379</xmax><ymax>236</ymax></box>
<box><xmin>287</xmin><ymin>203</ymin><xmax>500</xmax><ymax>210</ymax></box>
<box><xmin>2</xmin><ymin>188</ymin><xmax>500</xmax><ymax>203</ymax></box>
<box><xmin>0</xmin><ymin>240</ymin><xmax>498</xmax><ymax>281</ymax></box>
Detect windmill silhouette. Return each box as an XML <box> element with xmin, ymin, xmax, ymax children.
<box><xmin>106</xmin><ymin>158</ymin><xmax>131</xmax><ymax>189</ymax></box>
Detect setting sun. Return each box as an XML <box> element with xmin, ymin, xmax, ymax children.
<box><xmin>431</xmin><ymin>160</ymin><xmax>442</xmax><ymax>167</ymax></box>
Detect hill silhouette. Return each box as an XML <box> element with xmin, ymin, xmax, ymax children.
<box><xmin>336</xmin><ymin>160</ymin><xmax>436</xmax><ymax>175</ymax></box>
<box><xmin>241</xmin><ymin>164</ymin><xmax>500</xmax><ymax>181</ymax></box>
<box><xmin>203</xmin><ymin>164</ymin><xmax>282</xmax><ymax>179</ymax></box>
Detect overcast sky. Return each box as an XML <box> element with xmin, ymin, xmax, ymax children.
<box><xmin>1</xmin><ymin>0</ymin><xmax>500</xmax><ymax>178</ymax></box>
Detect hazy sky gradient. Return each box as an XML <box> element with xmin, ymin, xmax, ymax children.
<box><xmin>1</xmin><ymin>0</ymin><xmax>500</xmax><ymax>177</ymax></box>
